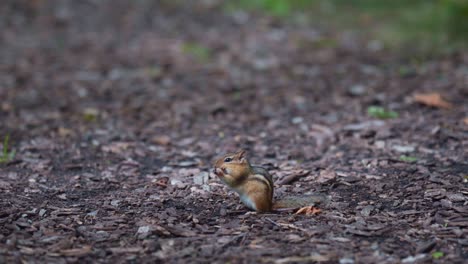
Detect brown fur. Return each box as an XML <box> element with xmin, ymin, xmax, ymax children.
<box><xmin>214</xmin><ymin>150</ymin><xmax>273</xmax><ymax>212</ymax></box>
<box><xmin>214</xmin><ymin>150</ymin><xmax>325</xmax><ymax>212</ymax></box>
<box><xmin>243</xmin><ymin>176</ymin><xmax>273</xmax><ymax>212</ymax></box>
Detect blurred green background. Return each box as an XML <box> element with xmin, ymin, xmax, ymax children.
<box><xmin>226</xmin><ymin>0</ymin><xmax>468</xmax><ymax>54</ymax></box>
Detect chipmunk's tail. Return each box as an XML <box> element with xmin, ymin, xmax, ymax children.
<box><xmin>273</xmin><ymin>194</ymin><xmax>330</xmax><ymax>210</ymax></box>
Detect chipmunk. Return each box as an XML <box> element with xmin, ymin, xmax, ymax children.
<box><xmin>213</xmin><ymin>150</ymin><xmax>327</xmax><ymax>212</ymax></box>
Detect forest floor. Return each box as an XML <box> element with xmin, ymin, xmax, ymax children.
<box><xmin>0</xmin><ymin>1</ymin><xmax>467</xmax><ymax>263</ymax></box>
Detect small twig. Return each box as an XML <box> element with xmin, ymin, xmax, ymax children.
<box><xmin>154</xmin><ymin>182</ymin><xmax>167</xmax><ymax>187</ymax></box>
<box><xmin>116</xmin><ymin>160</ymin><xmax>140</xmax><ymax>173</ymax></box>
<box><xmin>265</xmin><ymin>217</ymin><xmax>281</xmax><ymax>227</ymax></box>
<box><xmin>240</xmin><ymin>232</ymin><xmax>249</xmax><ymax>246</ymax></box>
<box><xmin>277</xmin><ymin>170</ymin><xmax>310</xmax><ymax>185</ymax></box>
<box><xmin>64</xmin><ymin>164</ymin><xmax>84</xmax><ymax>170</ymax></box>
<box><xmin>264</xmin><ymin>217</ymin><xmax>312</xmax><ymax>235</ymax></box>
<box><xmin>273</xmin><ymin>207</ymin><xmax>298</xmax><ymax>213</ymax></box>
<box><xmin>227</xmin><ymin>210</ymin><xmax>248</xmax><ymax>216</ymax></box>
<box><xmin>220</xmin><ymin>233</ymin><xmax>245</xmax><ymax>249</ymax></box>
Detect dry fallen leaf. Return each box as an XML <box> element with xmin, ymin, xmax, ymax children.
<box><xmin>152</xmin><ymin>135</ymin><xmax>171</xmax><ymax>146</ymax></box>
<box><xmin>248</xmin><ymin>238</ymin><xmax>265</xmax><ymax>249</ymax></box>
<box><xmin>152</xmin><ymin>177</ymin><xmax>169</xmax><ymax>187</ymax></box>
<box><xmin>316</xmin><ymin>169</ymin><xmax>336</xmax><ymax>183</ymax></box>
<box><xmin>1</xmin><ymin>102</ymin><xmax>12</xmax><ymax>111</ymax></box>
<box><xmin>277</xmin><ymin>170</ymin><xmax>310</xmax><ymax>185</ymax></box>
<box><xmin>60</xmin><ymin>245</ymin><xmax>92</xmax><ymax>257</ymax></box>
<box><xmin>102</xmin><ymin>142</ymin><xmax>131</xmax><ymax>154</ymax></box>
<box><xmin>413</xmin><ymin>92</ymin><xmax>452</xmax><ymax>109</ymax></box>
<box><xmin>274</xmin><ymin>254</ymin><xmax>331</xmax><ymax>264</ymax></box>
<box><xmin>295</xmin><ymin>206</ymin><xmax>322</xmax><ymax>215</ymax></box>
<box><xmin>58</xmin><ymin>127</ymin><xmax>73</xmax><ymax>137</ymax></box>
<box><xmin>109</xmin><ymin>247</ymin><xmax>143</xmax><ymax>254</ymax></box>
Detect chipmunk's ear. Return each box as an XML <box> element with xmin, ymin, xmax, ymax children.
<box><xmin>236</xmin><ymin>149</ymin><xmax>246</xmax><ymax>161</ymax></box>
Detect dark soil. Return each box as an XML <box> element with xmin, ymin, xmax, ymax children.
<box><xmin>1</xmin><ymin>1</ymin><xmax>467</xmax><ymax>263</ymax></box>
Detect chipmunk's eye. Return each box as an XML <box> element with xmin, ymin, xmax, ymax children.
<box><xmin>224</xmin><ymin>157</ymin><xmax>233</xmax><ymax>162</ymax></box>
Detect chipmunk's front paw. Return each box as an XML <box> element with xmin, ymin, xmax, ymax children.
<box><xmin>214</xmin><ymin>168</ymin><xmax>224</xmax><ymax>177</ymax></box>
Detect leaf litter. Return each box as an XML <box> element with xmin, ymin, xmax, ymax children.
<box><xmin>0</xmin><ymin>1</ymin><xmax>466</xmax><ymax>263</ymax></box>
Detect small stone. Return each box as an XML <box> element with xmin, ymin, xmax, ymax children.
<box><xmin>137</xmin><ymin>226</ymin><xmax>152</xmax><ymax>239</ymax></box>
<box><xmin>170</xmin><ymin>179</ymin><xmax>186</xmax><ymax>189</ymax></box>
<box><xmin>348</xmin><ymin>84</ymin><xmax>366</xmax><ymax>96</ymax></box>
<box><xmin>339</xmin><ymin>258</ymin><xmax>354</xmax><ymax>264</ymax></box>
<box><xmin>299</xmin><ymin>123</ymin><xmax>308</xmax><ymax>132</ymax></box>
<box><xmin>94</xmin><ymin>231</ymin><xmax>110</xmax><ymax>242</ymax></box>
<box><xmin>343</xmin><ymin>120</ymin><xmax>385</xmax><ymax>131</ymax></box>
<box><xmin>402</xmin><ymin>254</ymin><xmax>426</xmax><ymax>263</ymax></box>
<box><xmin>447</xmin><ymin>193</ymin><xmax>466</xmax><ymax>202</ymax></box>
<box><xmin>0</xmin><ymin>180</ymin><xmax>12</xmax><ymax>190</ymax></box>
<box><xmin>392</xmin><ymin>145</ymin><xmax>415</xmax><ymax>153</ymax></box>
<box><xmin>149</xmin><ymin>194</ymin><xmax>161</xmax><ymax>201</ymax></box>
<box><xmin>285</xmin><ymin>234</ymin><xmax>304</xmax><ymax>243</ymax></box>
<box><xmin>317</xmin><ymin>169</ymin><xmax>337</xmax><ymax>183</ymax></box>
<box><xmin>161</xmin><ymin>166</ymin><xmax>173</xmax><ymax>172</ymax></box>
<box><xmin>7</xmin><ymin>172</ymin><xmax>18</xmax><ymax>180</ymax></box>
<box><xmin>138</xmin><ymin>226</ymin><xmax>151</xmax><ymax>234</ymax></box>
<box><xmin>440</xmin><ymin>199</ymin><xmax>452</xmax><ymax>208</ymax></box>
<box><xmin>193</xmin><ymin>172</ymin><xmax>209</xmax><ymax>185</ymax></box>
<box><xmin>424</xmin><ymin>189</ymin><xmax>446</xmax><ymax>199</ymax></box>
<box><xmin>360</xmin><ymin>205</ymin><xmax>374</xmax><ymax>217</ymax></box>
<box><xmin>367</xmin><ymin>40</ymin><xmax>383</xmax><ymax>52</ymax></box>
<box><xmin>375</xmin><ymin>141</ymin><xmax>385</xmax><ymax>149</ymax></box>
<box><xmin>178</xmin><ymin>161</ymin><xmax>198</xmax><ymax>167</ymax></box>
<box><xmin>219</xmin><ymin>208</ymin><xmax>227</xmax><ymax>216</ymax></box>
<box><xmin>87</xmin><ymin>210</ymin><xmax>99</xmax><ymax>217</ymax></box>
<box><xmin>291</xmin><ymin>116</ymin><xmax>304</xmax><ymax>124</ymax></box>
<box><xmin>178</xmin><ymin>168</ymin><xmax>201</xmax><ymax>177</ymax></box>
<box><xmin>39</xmin><ymin>209</ymin><xmax>46</xmax><ymax>217</ymax></box>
